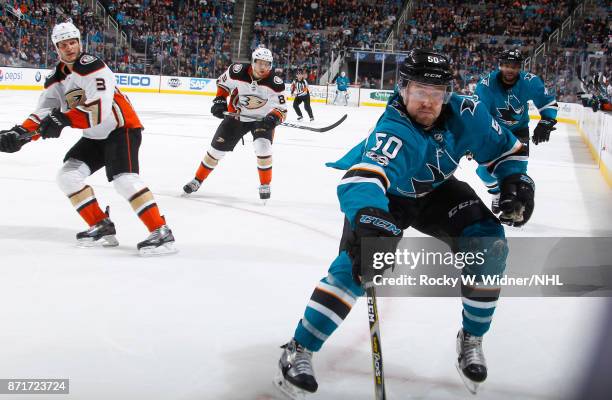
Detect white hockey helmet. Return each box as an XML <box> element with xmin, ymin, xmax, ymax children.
<box><xmin>52</xmin><ymin>21</ymin><xmax>81</xmax><ymax>47</ymax></box>
<box><xmin>340</xmin><ymin>71</ymin><xmax>346</xmax><ymax>77</ymax></box>
<box><xmin>252</xmin><ymin>46</ymin><xmax>273</xmax><ymax>66</ymax></box>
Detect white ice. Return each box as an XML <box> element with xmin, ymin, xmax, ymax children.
<box><xmin>0</xmin><ymin>91</ymin><xmax>610</xmax><ymax>400</ymax></box>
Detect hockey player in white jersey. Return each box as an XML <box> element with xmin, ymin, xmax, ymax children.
<box><xmin>0</xmin><ymin>22</ymin><xmax>176</xmax><ymax>256</ymax></box>
<box><xmin>183</xmin><ymin>47</ymin><xmax>287</xmax><ymax>201</ymax></box>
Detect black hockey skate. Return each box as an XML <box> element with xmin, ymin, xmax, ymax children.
<box><xmin>297</xmin><ymin>116</ymin><xmax>303</xmax><ymax>121</ymax></box>
<box><xmin>456</xmin><ymin>328</ymin><xmax>487</xmax><ymax>394</ymax></box>
<box><xmin>137</xmin><ymin>225</ymin><xmax>177</xmax><ymax>256</ymax></box>
<box><xmin>274</xmin><ymin>339</ymin><xmax>318</xmax><ymax>400</ymax></box>
<box><xmin>309</xmin><ymin>117</ymin><xmax>314</xmax><ymax>122</ymax></box>
<box><xmin>259</xmin><ymin>184</ymin><xmax>271</xmax><ymax>202</ymax></box>
<box><xmin>76</xmin><ymin>217</ymin><xmax>118</xmax><ymax>248</ymax></box>
<box><xmin>183</xmin><ymin>178</ymin><xmax>202</xmax><ymax>195</ymax></box>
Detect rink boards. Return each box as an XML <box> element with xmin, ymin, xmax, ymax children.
<box><xmin>1</xmin><ymin>66</ymin><xmax>610</xmax><ymax>187</ymax></box>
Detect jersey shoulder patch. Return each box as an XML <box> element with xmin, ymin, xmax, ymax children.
<box><xmin>44</xmin><ymin>64</ymin><xmax>68</xmax><ymax>89</ymax></box>
<box><xmin>260</xmin><ymin>74</ymin><xmax>285</xmax><ymax>92</ymax></box>
<box><xmin>228</xmin><ymin>63</ymin><xmax>251</xmax><ymax>81</ymax></box>
<box><xmin>72</xmin><ymin>53</ymin><xmax>106</xmax><ymax>76</ymax></box>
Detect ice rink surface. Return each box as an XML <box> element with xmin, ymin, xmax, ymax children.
<box><xmin>0</xmin><ymin>91</ymin><xmax>610</xmax><ymax>400</ymax></box>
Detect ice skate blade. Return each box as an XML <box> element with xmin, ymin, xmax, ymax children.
<box><xmin>138</xmin><ymin>242</ymin><xmax>178</xmax><ymax>257</ymax></box>
<box><xmin>76</xmin><ymin>235</ymin><xmax>119</xmax><ymax>248</ymax></box>
<box><xmin>273</xmin><ymin>370</ymin><xmax>307</xmax><ymax>400</ymax></box>
<box><xmin>455</xmin><ymin>362</ymin><xmax>480</xmax><ymax>395</ymax></box>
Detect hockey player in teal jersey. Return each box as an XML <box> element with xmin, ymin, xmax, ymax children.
<box><xmin>475</xmin><ymin>49</ymin><xmax>557</xmax><ymax>213</ymax></box>
<box><xmin>274</xmin><ymin>49</ymin><xmax>536</xmax><ymax>399</ymax></box>
<box><xmin>333</xmin><ymin>71</ymin><xmax>351</xmax><ymax>106</ymax></box>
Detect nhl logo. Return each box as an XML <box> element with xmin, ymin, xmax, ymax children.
<box><xmin>168</xmin><ymin>78</ymin><xmax>181</xmax><ymax>88</ymax></box>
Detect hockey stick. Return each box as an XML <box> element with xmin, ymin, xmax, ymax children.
<box><xmin>223</xmin><ymin>111</ymin><xmax>347</xmax><ymax>133</ymax></box>
<box><xmin>366</xmin><ymin>283</ymin><xmax>387</xmax><ymax>400</ymax></box>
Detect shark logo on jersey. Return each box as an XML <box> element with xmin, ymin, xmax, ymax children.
<box><xmin>481</xmin><ymin>75</ymin><xmax>490</xmax><ymax>87</ymax></box>
<box><xmin>397</xmin><ymin>163</ymin><xmax>455</xmax><ymax>197</ymax></box>
<box><xmin>496</xmin><ymin>94</ymin><xmax>524</xmax><ymax>126</ymax></box>
<box><xmin>460</xmin><ymin>96</ymin><xmax>480</xmax><ymax>116</ymax></box>
<box><xmin>523</xmin><ymin>73</ymin><xmax>537</xmax><ymax>81</ymax></box>
<box><xmin>239</xmin><ymin>95</ymin><xmax>268</xmax><ymax>110</ymax></box>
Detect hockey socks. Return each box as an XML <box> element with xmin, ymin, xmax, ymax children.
<box><xmin>257</xmin><ymin>155</ymin><xmax>272</xmax><ymax>184</ymax></box>
<box><xmin>195</xmin><ymin>151</ymin><xmax>220</xmax><ymax>182</ymax></box>
<box><xmin>128</xmin><ymin>188</ymin><xmax>165</xmax><ymax>232</ymax></box>
<box><xmin>68</xmin><ymin>185</ymin><xmax>107</xmax><ymax>227</ymax></box>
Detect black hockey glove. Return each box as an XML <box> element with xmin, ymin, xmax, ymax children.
<box><xmin>532</xmin><ymin>118</ymin><xmax>556</xmax><ymax>145</ymax></box>
<box><xmin>39</xmin><ymin>109</ymin><xmax>71</xmax><ymax>139</ymax></box>
<box><xmin>255</xmin><ymin>113</ymin><xmax>281</xmax><ymax>132</ymax></box>
<box><xmin>499</xmin><ymin>173</ymin><xmax>535</xmax><ymax>227</ymax></box>
<box><xmin>0</xmin><ymin>125</ymin><xmax>29</xmax><ymax>153</ymax></box>
<box><xmin>211</xmin><ymin>96</ymin><xmax>228</xmax><ymax>119</ymax></box>
<box><xmin>348</xmin><ymin>207</ymin><xmax>403</xmax><ymax>285</ymax></box>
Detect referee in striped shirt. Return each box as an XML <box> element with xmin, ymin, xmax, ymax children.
<box><xmin>291</xmin><ymin>70</ymin><xmax>314</xmax><ymax>121</ymax></box>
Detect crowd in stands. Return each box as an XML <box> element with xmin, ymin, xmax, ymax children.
<box><xmin>98</xmin><ymin>0</ymin><xmax>235</xmax><ymax>77</ymax></box>
<box><xmin>252</xmin><ymin>0</ymin><xmax>403</xmax><ymax>81</ymax></box>
<box><xmin>0</xmin><ymin>1</ymin><xmax>106</xmax><ymax>68</ymax></box>
<box><xmin>0</xmin><ymin>0</ymin><xmax>609</xmax><ymax>104</ymax></box>
<box><xmin>0</xmin><ymin>0</ymin><xmax>234</xmax><ymax>77</ymax></box>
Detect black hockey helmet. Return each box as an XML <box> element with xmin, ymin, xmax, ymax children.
<box><xmin>398</xmin><ymin>49</ymin><xmax>453</xmax><ymax>87</ymax></box>
<box><xmin>499</xmin><ymin>49</ymin><xmax>523</xmax><ymax>65</ymax></box>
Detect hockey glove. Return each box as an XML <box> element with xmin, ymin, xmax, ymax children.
<box><xmin>532</xmin><ymin>118</ymin><xmax>556</xmax><ymax>145</ymax></box>
<box><xmin>39</xmin><ymin>109</ymin><xmax>71</xmax><ymax>139</ymax></box>
<box><xmin>211</xmin><ymin>96</ymin><xmax>228</xmax><ymax>119</ymax></box>
<box><xmin>0</xmin><ymin>125</ymin><xmax>29</xmax><ymax>153</ymax></box>
<box><xmin>348</xmin><ymin>207</ymin><xmax>403</xmax><ymax>285</ymax></box>
<box><xmin>255</xmin><ymin>113</ymin><xmax>281</xmax><ymax>132</ymax></box>
<box><xmin>499</xmin><ymin>173</ymin><xmax>535</xmax><ymax>227</ymax></box>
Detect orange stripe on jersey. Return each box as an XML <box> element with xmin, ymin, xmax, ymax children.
<box><xmin>351</xmin><ymin>167</ymin><xmax>390</xmax><ymax>188</ymax></box>
<box><xmin>228</xmin><ymin>88</ymin><xmax>239</xmax><ymax>113</ymax></box>
<box><xmin>269</xmin><ymin>109</ymin><xmax>286</xmax><ymax>123</ymax></box>
<box><xmin>113</xmin><ymin>89</ymin><xmax>143</xmax><ymax>129</ymax></box>
<box><xmin>65</xmin><ymin>107</ymin><xmax>91</xmax><ymax>129</ymax></box>
<box><xmin>22</xmin><ymin>118</ymin><xmax>39</xmax><ymax>132</ymax></box>
<box><xmin>216</xmin><ymin>86</ymin><xmax>230</xmax><ymax>97</ymax></box>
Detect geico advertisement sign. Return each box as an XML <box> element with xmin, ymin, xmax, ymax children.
<box><xmin>0</xmin><ymin>68</ymin><xmax>24</xmax><ymax>83</ymax></box>
<box><xmin>115</xmin><ymin>74</ymin><xmax>152</xmax><ymax>87</ymax></box>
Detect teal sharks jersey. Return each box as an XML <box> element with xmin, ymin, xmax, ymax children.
<box><xmin>327</xmin><ymin>92</ymin><xmax>528</xmax><ymax>225</ymax></box>
<box><xmin>475</xmin><ymin>70</ymin><xmax>558</xmax><ymax>132</ymax></box>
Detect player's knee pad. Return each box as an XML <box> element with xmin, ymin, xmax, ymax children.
<box><xmin>203</xmin><ymin>147</ymin><xmax>226</xmax><ymax>169</ymax></box>
<box><xmin>253</xmin><ymin>138</ymin><xmax>272</xmax><ymax>157</ymax></box>
<box><xmin>112</xmin><ymin>173</ymin><xmax>146</xmax><ymax>200</ymax></box>
<box><xmin>459</xmin><ymin>219</ymin><xmax>508</xmax><ymax>277</ymax></box>
<box><xmin>56</xmin><ymin>158</ymin><xmax>91</xmax><ymax>195</ymax></box>
<box><xmin>207</xmin><ymin>147</ymin><xmax>226</xmax><ymax>161</ymax></box>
